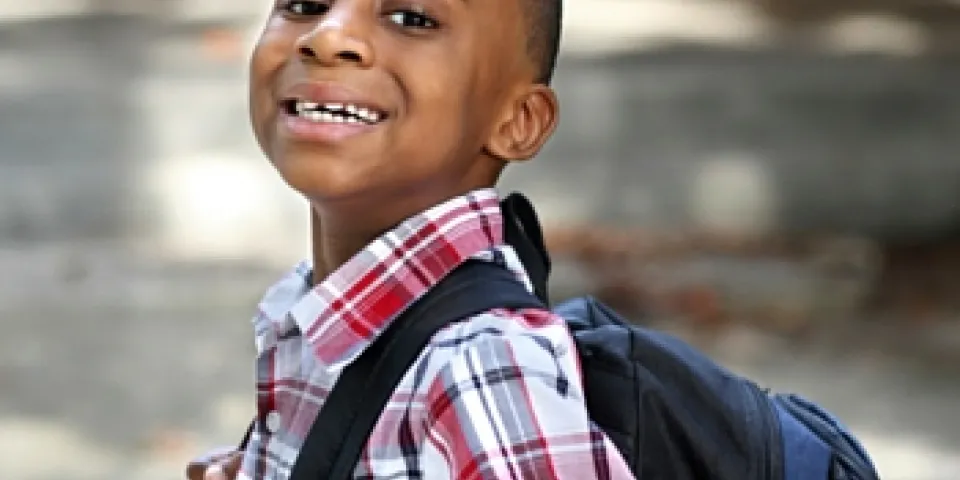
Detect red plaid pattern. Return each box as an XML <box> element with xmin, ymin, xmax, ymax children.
<box><xmin>236</xmin><ymin>189</ymin><xmax>633</xmax><ymax>479</ymax></box>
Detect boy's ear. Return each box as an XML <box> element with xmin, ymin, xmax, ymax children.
<box><xmin>484</xmin><ymin>84</ymin><xmax>559</xmax><ymax>163</ymax></box>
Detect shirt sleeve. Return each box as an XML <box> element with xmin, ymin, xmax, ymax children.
<box><xmin>418</xmin><ymin>324</ymin><xmax>634</xmax><ymax>480</ymax></box>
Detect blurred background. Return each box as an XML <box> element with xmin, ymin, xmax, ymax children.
<box><xmin>1</xmin><ymin>1</ymin><xmax>959</xmax><ymax>479</ymax></box>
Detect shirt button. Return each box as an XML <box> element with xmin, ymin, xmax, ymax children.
<box><xmin>265</xmin><ymin>411</ymin><xmax>282</xmax><ymax>433</ymax></box>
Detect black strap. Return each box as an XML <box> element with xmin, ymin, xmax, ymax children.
<box><xmin>288</xmin><ymin>261</ymin><xmax>544</xmax><ymax>480</ymax></box>
<box><xmin>501</xmin><ymin>192</ymin><xmax>552</xmax><ymax>305</ymax></box>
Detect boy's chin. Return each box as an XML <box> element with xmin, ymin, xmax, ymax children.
<box><xmin>274</xmin><ymin>164</ymin><xmax>379</xmax><ymax>208</ymax></box>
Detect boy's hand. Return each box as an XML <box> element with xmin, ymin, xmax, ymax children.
<box><xmin>185</xmin><ymin>448</ymin><xmax>242</xmax><ymax>480</ymax></box>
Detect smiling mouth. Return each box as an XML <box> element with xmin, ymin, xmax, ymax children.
<box><xmin>282</xmin><ymin>99</ymin><xmax>386</xmax><ymax>125</ymax></box>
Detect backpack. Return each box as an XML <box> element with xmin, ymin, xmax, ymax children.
<box><xmin>278</xmin><ymin>193</ymin><xmax>880</xmax><ymax>480</ymax></box>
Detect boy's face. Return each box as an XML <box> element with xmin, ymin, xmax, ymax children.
<box><xmin>249</xmin><ymin>0</ymin><xmax>557</xmax><ymax>208</ymax></box>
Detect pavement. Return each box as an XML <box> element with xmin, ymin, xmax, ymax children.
<box><xmin>2</xmin><ymin>244</ymin><xmax>959</xmax><ymax>480</ymax></box>
<box><xmin>0</xmin><ymin>10</ymin><xmax>959</xmax><ymax>480</ymax></box>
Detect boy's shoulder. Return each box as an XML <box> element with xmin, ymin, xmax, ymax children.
<box><xmin>424</xmin><ymin>306</ymin><xmax>579</xmax><ymax>379</ymax></box>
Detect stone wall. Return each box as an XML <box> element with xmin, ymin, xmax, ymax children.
<box><xmin>1</xmin><ymin>17</ymin><xmax>959</xmax><ymax>251</ymax></box>
<box><xmin>505</xmin><ymin>48</ymin><xmax>960</xmax><ymax>240</ymax></box>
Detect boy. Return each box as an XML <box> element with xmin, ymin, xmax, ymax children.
<box><xmin>188</xmin><ymin>0</ymin><xmax>634</xmax><ymax>478</ymax></box>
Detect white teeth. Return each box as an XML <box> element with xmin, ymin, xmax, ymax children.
<box><xmin>356</xmin><ymin>108</ymin><xmax>381</xmax><ymax>123</ymax></box>
<box><xmin>294</xmin><ymin>100</ymin><xmax>383</xmax><ymax>124</ymax></box>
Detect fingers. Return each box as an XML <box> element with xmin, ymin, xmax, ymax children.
<box><xmin>186</xmin><ymin>450</ymin><xmax>242</xmax><ymax>480</ymax></box>
<box><xmin>205</xmin><ymin>451</ymin><xmax>243</xmax><ymax>480</ymax></box>
<box><xmin>203</xmin><ymin>463</ymin><xmax>229</xmax><ymax>480</ymax></box>
<box><xmin>186</xmin><ymin>461</ymin><xmax>211</xmax><ymax>480</ymax></box>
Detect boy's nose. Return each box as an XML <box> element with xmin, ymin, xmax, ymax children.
<box><xmin>296</xmin><ymin>14</ymin><xmax>374</xmax><ymax>68</ymax></box>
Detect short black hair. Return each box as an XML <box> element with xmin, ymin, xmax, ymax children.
<box><xmin>522</xmin><ymin>0</ymin><xmax>563</xmax><ymax>85</ymax></box>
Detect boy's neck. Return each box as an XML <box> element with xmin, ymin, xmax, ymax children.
<box><xmin>309</xmin><ymin>206</ymin><xmax>380</xmax><ymax>286</ymax></box>
<box><xmin>306</xmin><ymin>167</ymin><xmax>503</xmax><ymax>286</ymax></box>
<box><xmin>305</xmin><ymin>190</ymin><xmax>470</xmax><ymax>286</ymax></box>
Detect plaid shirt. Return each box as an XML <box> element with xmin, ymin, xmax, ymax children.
<box><xmin>237</xmin><ymin>188</ymin><xmax>633</xmax><ymax>479</ymax></box>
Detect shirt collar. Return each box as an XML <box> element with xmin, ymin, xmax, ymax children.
<box><xmin>282</xmin><ymin>188</ymin><xmax>504</xmax><ymax>372</ymax></box>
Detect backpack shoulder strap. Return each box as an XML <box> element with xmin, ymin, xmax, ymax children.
<box><xmin>501</xmin><ymin>192</ymin><xmax>552</xmax><ymax>305</ymax></box>
<box><xmin>289</xmin><ymin>260</ymin><xmax>544</xmax><ymax>480</ymax></box>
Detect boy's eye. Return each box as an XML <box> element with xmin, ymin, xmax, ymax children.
<box><xmin>282</xmin><ymin>0</ymin><xmax>329</xmax><ymax>16</ymax></box>
<box><xmin>387</xmin><ymin>10</ymin><xmax>438</xmax><ymax>29</ymax></box>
